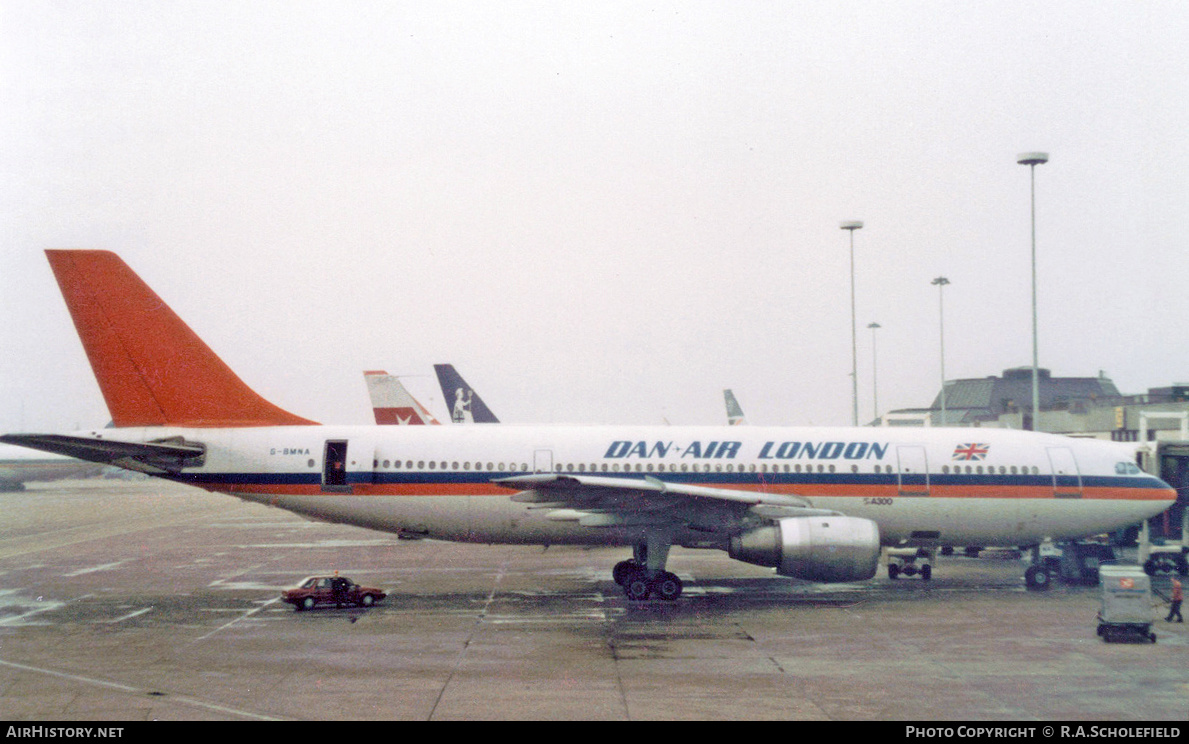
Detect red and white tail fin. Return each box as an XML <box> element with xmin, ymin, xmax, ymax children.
<box><xmin>363</xmin><ymin>370</ymin><xmax>441</xmax><ymax>425</ymax></box>
<box><xmin>45</xmin><ymin>250</ymin><xmax>317</xmax><ymax>428</ymax></box>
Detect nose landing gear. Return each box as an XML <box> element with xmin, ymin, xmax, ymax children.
<box><xmin>886</xmin><ymin>548</ymin><xmax>933</xmax><ymax>581</ymax></box>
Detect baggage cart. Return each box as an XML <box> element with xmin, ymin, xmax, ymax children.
<box><xmin>1097</xmin><ymin>564</ymin><xmax>1156</xmax><ymax>643</ymax></box>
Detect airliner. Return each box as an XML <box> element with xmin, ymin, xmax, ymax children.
<box><xmin>1</xmin><ymin>251</ymin><xmax>1176</xmax><ymax>601</ymax></box>
<box><xmin>364</xmin><ymin>370</ymin><xmax>441</xmax><ymax>425</ymax></box>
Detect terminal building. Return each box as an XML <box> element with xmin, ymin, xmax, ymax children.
<box><xmin>884</xmin><ymin>367</ymin><xmax>1189</xmax><ymax>541</ymax></box>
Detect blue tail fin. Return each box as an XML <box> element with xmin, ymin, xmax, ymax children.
<box><xmin>433</xmin><ymin>365</ymin><xmax>499</xmax><ymax>423</ymax></box>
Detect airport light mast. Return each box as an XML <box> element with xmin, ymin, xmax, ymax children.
<box><xmin>841</xmin><ymin>221</ymin><xmax>864</xmax><ymax>426</ymax></box>
<box><xmin>868</xmin><ymin>321</ymin><xmax>881</xmax><ymax>423</ymax></box>
<box><xmin>931</xmin><ymin>277</ymin><xmax>950</xmax><ymax>426</ymax></box>
<box><xmin>1017</xmin><ymin>152</ymin><xmax>1049</xmax><ymax>431</ymax></box>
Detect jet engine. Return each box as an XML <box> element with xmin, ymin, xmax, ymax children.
<box><xmin>728</xmin><ymin>516</ymin><xmax>880</xmax><ymax>582</ymax></box>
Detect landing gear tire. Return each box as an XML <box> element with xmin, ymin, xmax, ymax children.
<box><xmin>888</xmin><ymin>564</ymin><xmax>900</xmax><ymax>580</ymax></box>
<box><xmin>1143</xmin><ymin>556</ymin><xmax>1187</xmax><ymax>576</ymax></box>
<box><xmin>921</xmin><ymin>564</ymin><xmax>932</xmax><ymax>581</ymax></box>
<box><xmin>650</xmin><ymin>572</ymin><xmax>683</xmax><ymax>601</ymax></box>
<box><xmin>625</xmin><ymin>576</ymin><xmax>652</xmax><ymax>601</ymax></box>
<box><xmin>613</xmin><ymin>560</ymin><xmax>643</xmax><ymax>586</ymax></box>
<box><xmin>1025</xmin><ymin>564</ymin><xmax>1052</xmax><ymax>591</ymax></box>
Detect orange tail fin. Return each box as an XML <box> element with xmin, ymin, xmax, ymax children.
<box><xmin>46</xmin><ymin>250</ymin><xmax>317</xmax><ymax>427</ymax></box>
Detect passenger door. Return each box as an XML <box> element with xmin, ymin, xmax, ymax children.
<box><xmin>1047</xmin><ymin>447</ymin><xmax>1082</xmax><ymax>498</ymax></box>
<box><xmin>322</xmin><ymin>439</ymin><xmax>350</xmax><ymax>493</ymax></box>
<box><xmin>897</xmin><ymin>445</ymin><xmax>930</xmax><ymax>496</ymax></box>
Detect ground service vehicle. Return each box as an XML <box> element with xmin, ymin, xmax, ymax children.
<box><xmin>283</xmin><ymin>575</ymin><xmax>386</xmax><ymax>611</ymax></box>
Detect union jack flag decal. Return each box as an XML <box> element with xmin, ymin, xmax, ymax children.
<box><xmin>952</xmin><ymin>443</ymin><xmax>990</xmax><ymax>461</ymax></box>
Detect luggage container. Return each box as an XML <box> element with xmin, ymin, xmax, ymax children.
<box><xmin>1096</xmin><ymin>564</ymin><xmax>1156</xmax><ymax>643</ymax></box>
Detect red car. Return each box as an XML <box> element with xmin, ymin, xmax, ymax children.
<box><xmin>283</xmin><ymin>575</ymin><xmax>386</xmax><ymax>611</ymax></box>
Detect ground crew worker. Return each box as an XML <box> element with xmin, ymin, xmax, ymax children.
<box><xmin>1166</xmin><ymin>577</ymin><xmax>1183</xmax><ymax>623</ymax></box>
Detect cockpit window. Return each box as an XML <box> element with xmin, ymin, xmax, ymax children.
<box><xmin>1115</xmin><ymin>462</ymin><xmax>1142</xmax><ymax>475</ymax></box>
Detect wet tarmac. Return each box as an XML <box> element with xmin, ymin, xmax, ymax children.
<box><xmin>1</xmin><ymin>479</ymin><xmax>1185</xmax><ymax>721</ymax></box>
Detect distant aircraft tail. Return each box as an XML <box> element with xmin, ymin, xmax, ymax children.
<box><xmin>433</xmin><ymin>364</ymin><xmax>499</xmax><ymax>423</ymax></box>
<box><xmin>44</xmin><ymin>250</ymin><xmax>316</xmax><ymax>427</ymax></box>
<box><xmin>724</xmin><ymin>389</ymin><xmax>747</xmax><ymax>426</ymax></box>
<box><xmin>363</xmin><ymin>371</ymin><xmax>441</xmax><ymax>425</ymax></box>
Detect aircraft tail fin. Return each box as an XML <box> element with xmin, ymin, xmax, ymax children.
<box><xmin>724</xmin><ymin>389</ymin><xmax>748</xmax><ymax>426</ymax></box>
<box><xmin>363</xmin><ymin>370</ymin><xmax>441</xmax><ymax>425</ymax></box>
<box><xmin>433</xmin><ymin>364</ymin><xmax>499</xmax><ymax>423</ymax></box>
<box><xmin>45</xmin><ymin>250</ymin><xmax>317</xmax><ymax>427</ymax></box>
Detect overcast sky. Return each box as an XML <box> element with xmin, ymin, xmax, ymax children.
<box><xmin>2</xmin><ymin>1</ymin><xmax>1187</xmax><ymax>432</ymax></box>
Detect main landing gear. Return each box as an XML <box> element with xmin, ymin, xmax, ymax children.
<box><xmin>613</xmin><ymin>533</ymin><xmax>683</xmax><ymax>601</ymax></box>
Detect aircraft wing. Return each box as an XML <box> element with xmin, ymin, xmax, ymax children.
<box><xmin>0</xmin><ymin>434</ymin><xmax>205</xmax><ymax>475</ymax></box>
<box><xmin>493</xmin><ymin>472</ymin><xmax>839</xmax><ymax>529</ymax></box>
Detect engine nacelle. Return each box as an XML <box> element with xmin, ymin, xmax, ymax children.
<box><xmin>728</xmin><ymin>516</ymin><xmax>880</xmax><ymax>582</ymax></box>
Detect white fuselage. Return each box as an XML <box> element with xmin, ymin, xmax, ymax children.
<box><xmin>84</xmin><ymin>423</ymin><xmax>1175</xmax><ymax>552</ymax></box>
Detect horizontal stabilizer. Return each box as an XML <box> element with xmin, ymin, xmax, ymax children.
<box><xmin>0</xmin><ymin>433</ymin><xmax>205</xmax><ymax>475</ymax></box>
